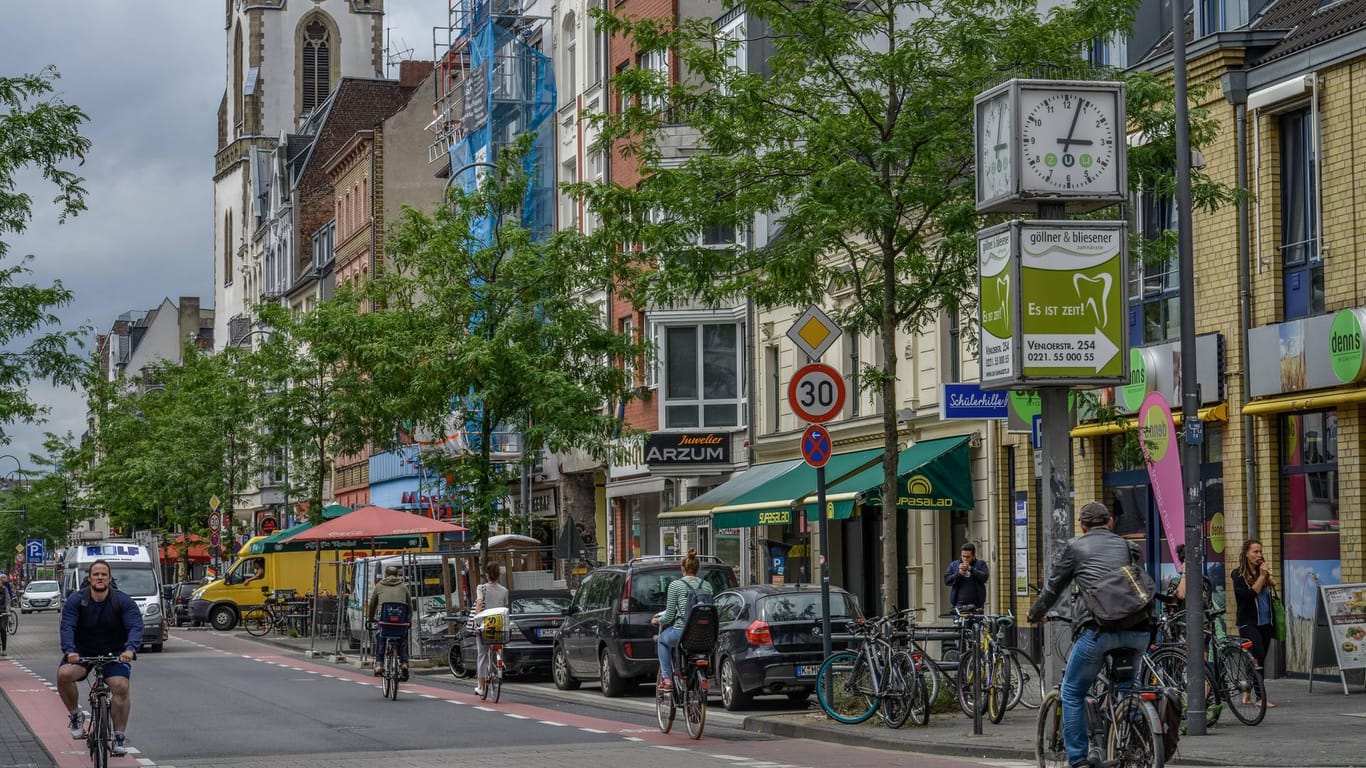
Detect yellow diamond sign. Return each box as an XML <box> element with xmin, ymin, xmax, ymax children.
<box><xmin>786</xmin><ymin>305</ymin><xmax>842</xmax><ymax>361</ymax></box>
<box><xmin>209</xmin><ymin>495</ymin><xmax>221</xmax><ymax>512</ymax></box>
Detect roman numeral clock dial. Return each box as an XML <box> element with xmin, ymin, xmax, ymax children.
<box><xmin>1020</xmin><ymin>89</ymin><xmax>1119</xmax><ymax>193</ymax></box>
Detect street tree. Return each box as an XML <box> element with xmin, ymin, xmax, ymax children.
<box><xmin>585</xmin><ymin>0</ymin><xmax>1237</xmax><ymax>605</ymax></box>
<box><xmin>360</xmin><ymin>134</ymin><xmax>640</xmax><ymax>564</ymax></box>
<box><xmin>0</xmin><ymin>68</ymin><xmax>92</xmax><ymax>431</ymax></box>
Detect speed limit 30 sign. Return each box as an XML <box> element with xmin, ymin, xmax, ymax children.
<box><xmin>788</xmin><ymin>363</ymin><xmax>847</xmax><ymax>424</ymax></box>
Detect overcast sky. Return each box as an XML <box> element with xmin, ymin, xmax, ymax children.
<box><xmin>1</xmin><ymin>1</ymin><xmax>444</xmax><ymax>471</ymax></box>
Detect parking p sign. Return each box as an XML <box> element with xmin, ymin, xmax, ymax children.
<box><xmin>25</xmin><ymin>539</ymin><xmax>44</xmax><ymax>563</ymax></box>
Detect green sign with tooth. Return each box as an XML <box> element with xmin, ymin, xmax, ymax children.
<box><xmin>1018</xmin><ymin>221</ymin><xmax>1127</xmax><ymax>382</ymax></box>
<box><xmin>977</xmin><ymin>220</ymin><xmax>1128</xmax><ymax>389</ymax></box>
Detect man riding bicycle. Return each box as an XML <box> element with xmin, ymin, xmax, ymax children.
<box><xmin>651</xmin><ymin>549</ymin><xmax>712</xmax><ymax>691</ymax></box>
<box><xmin>1027</xmin><ymin>502</ymin><xmax>1150</xmax><ymax>768</ymax></box>
<box><xmin>367</xmin><ymin>565</ymin><xmax>413</xmax><ymax>681</ymax></box>
<box><xmin>58</xmin><ymin>559</ymin><xmax>143</xmax><ymax>757</ymax></box>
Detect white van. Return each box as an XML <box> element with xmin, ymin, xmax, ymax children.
<box><xmin>61</xmin><ymin>541</ymin><xmax>165</xmax><ymax>652</ymax></box>
<box><xmin>344</xmin><ymin>554</ymin><xmax>455</xmax><ymax>651</ymax></box>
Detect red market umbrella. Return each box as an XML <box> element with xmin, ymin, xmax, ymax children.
<box><xmin>286</xmin><ymin>505</ymin><xmax>468</xmax><ymax>541</ymax></box>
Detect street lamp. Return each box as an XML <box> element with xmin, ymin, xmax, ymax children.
<box><xmin>234</xmin><ymin>328</ymin><xmax>290</xmax><ymax>536</ymax></box>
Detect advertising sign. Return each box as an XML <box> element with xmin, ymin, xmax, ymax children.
<box><xmin>978</xmin><ymin>220</ymin><xmax>1127</xmax><ymax>389</ymax></box>
<box><xmin>941</xmin><ymin>383</ymin><xmax>1009</xmax><ymax>420</ymax></box>
<box><xmin>1329</xmin><ymin>308</ymin><xmax>1366</xmax><ymax>383</ymax></box>
<box><xmin>644</xmin><ymin>432</ymin><xmax>733</xmax><ymax>465</ymax></box>
<box><xmin>1320</xmin><ymin>583</ymin><xmax>1366</xmax><ymax>670</ymax></box>
<box><xmin>1248</xmin><ymin>306</ymin><xmax>1366</xmax><ymax>396</ymax></box>
<box><xmin>1138</xmin><ymin>391</ymin><xmax>1184</xmax><ymax>562</ymax></box>
<box><xmin>1019</xmin><ymin>221</ymin><xmax>1126</xmax><ymax>382</ymax></box>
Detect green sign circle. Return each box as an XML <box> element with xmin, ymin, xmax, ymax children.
<box><xmin>1120</xmin><ymin>348</ymin><xmax>1150</xmax><ymax>412</ymax></box>
<box><xmin>1329</xmin><ymin>309</ymin><xmax>1366</xmax><ymax>383</ymax></box>
<box><xmin>1142</xmin><ymin>406</ymin><xmax>1171</xmax><ymax>463</ymax></box>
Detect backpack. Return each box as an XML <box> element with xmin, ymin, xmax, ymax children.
<box><xmin>1156</xmin><ymin>686</ymin><xmax>1183</xmax><ymax>761</ymax></box>
<box><xmin>1079</xmin><ymin>547</ymin><xmax>1157</xmax><ymax>631</ymax></box>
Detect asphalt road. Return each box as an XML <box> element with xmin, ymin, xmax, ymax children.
<box><xmin>2</xmin><ymin>611</ymin><xmax>1018</xmax><ymax>768</ymax></box>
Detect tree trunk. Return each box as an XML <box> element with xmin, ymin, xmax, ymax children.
<box><xmin>879</xmin><ymin>292</ymin><xmax>902</xmax><ymax>615</ymax></box>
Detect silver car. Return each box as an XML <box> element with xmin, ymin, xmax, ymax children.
<box><xmin>20</xmin><ymin>579</ymin><xmax>62</xmax><ymax>613</ymax></box>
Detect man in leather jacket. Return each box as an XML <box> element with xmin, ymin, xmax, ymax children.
<box><xmin>1027</xmin><ymin>502</ymin><xmax>1150</xmax><ymax>768</ymax></box>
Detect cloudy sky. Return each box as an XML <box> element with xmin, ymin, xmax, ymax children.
<box><xmin>1</xmin><ymin>0</ymin><xmax>444</xmax><ymax>470</ymax></box>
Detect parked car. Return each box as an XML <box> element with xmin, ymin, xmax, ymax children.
<box><xmin>19</xmin><ymin>579</ymin><xmax>62</xmax><ymax>613</ymax></box>
<box><xmin>552</xmin><ymin>555</ymin><xmax>738</xmax><ymax>697</ymax></box>
<box><xmin>450</xmin><ymin>589</ymin><xmax>572</xmax><ymax>678</ymax></box>
<box><xmin>165</xmin><ymin>582</ymin><xmax>202</xmax><ymax>627</ymax></box>
<box><xmin>711</xmin><ymin>584</ymin><xmax>861</xmax><ymax>710</ymax></box>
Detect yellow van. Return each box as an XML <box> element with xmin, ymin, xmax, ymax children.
<box><xmin>188</xmin><ymin>525</ymin><xmax>431</xmax><ymax>631</ymax></box>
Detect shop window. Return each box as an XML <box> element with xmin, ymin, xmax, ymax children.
<box><xmin>1280</xmin><ymin>108</ymin><xmax>1322</xmax><ymax>320</ymax></box>
<box><xmin>662</xmin><ymin>322</ymin><xmax>744</xmax><ymax>428</ymax></box>
<box><xmin>1281</xmin><ymin>410</ymin><xmax>1338</xmax><ymax>533</ymax></box>
<box><xmin>765</xmin><ymin>344</ymin><xmax>780</xmax><ymax>432</ymax></box>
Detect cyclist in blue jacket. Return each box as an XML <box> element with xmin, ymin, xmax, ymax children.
<box><xmin>58</xmin><ymin>560</ymin><xmax>143</xmax><ymax>756</ymax></box>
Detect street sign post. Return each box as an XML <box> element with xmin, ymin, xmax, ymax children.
<box><xmin>801</xmin><ymin>424</ymin><xmax>832</xmax><ymax>468</ymax></box>
<box><xmin>788</xmin><ymin>363</ymin><xmax>847</xmax><ymax>424</ymax></box>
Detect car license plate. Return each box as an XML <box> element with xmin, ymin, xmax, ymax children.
<box><xmin>536</xmin><ymin>628</ymin><xmax>558</xmax><ymax>639</ymax></box>
<box><xmin>796</xmin><ymin>664</ymin><xmax>820</xmax><ymax>678</ymax></box>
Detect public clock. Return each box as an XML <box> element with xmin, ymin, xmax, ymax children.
<box><xmin>975</xmin><ymin>88</ymin><xmax>1015</xmax><ymax>207</ymax></box>
<box><xmin>1019</xmin><ymin>83</ymin><xmax>1124</xmax><ymax>198</ymax></box>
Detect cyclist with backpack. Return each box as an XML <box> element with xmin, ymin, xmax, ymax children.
<box><xmin>652</xmin><ymin>549</ymin><xmax>712</xmax><ymax>691</ymax></box>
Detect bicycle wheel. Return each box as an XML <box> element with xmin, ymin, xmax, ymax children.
<box><xmin>1148</xmin><ymin>648</ymin><xmax>1219</xmax><ymax>728</ymax></box>
<box><xmin>655</xmin><ymin>671</ymin><xmax>676</xmax><ymax>733</ymax></box>
<box><xmin>90</xmin><ymin>696</ymin><xmax>110</xmax><ymax>768</ymax></box>
<box><xmin>1217</xmin><ymin>645</ymin><xmax>1266</xmax><ymax>725</ymax></box>
<box><xmin>956</xmin><ymin>648</ymin><xmax>988</xmax><ymax>717</ymax></box>
<box><xmin>491</xmin><ymin>651</ymin><xmax>504</xmax><ymax>704</ymax></box>
<box><xmin>447</xmin><ymin>638</ymin><xmax>470</xmax><ymax>678</ymax></box>
<box><xmin>1035</xmin><ymin>688</ymin><xmax>1066</xmax><ymax>768</ymax></box>
<box><xmin>1008</xmin><ymin>648</ymin><xmax>1045</xmax><ymax>710</ymax></box>
<box><xmin>878</xmin><ymin>652</ymin><xmax>915</xmax><ymax>729</ymax></box>
<box><xmin>242</xmin><ymin>607</ymin><xmax>272</xmax><ymax>637</ymax></box>
<box><xmin>912</xmin><ymin>650</ymin><xmax>943</xmax><ymax>706</ymax></box>
<box><xmin>814</xmin><ymin>650</ymin><xmax>878</xmax><ymax>724</ymax></box>
<box><xmin>5</xmin><ymin>608</ymin><xmax>17</xmax><ymax>634</ymax></box>
<box><xmin>988</xmin><ymin>650</ymin><xmax>1011</xmax><ymax>724</ymax></box>
<box><xmin>1107</xmin><ymin>695</ymin><xmax>1164</xmax><ymax>768</ymax></box>
<box><xmin>684</xmin><ymin>669</ymin><xmax>707</xmax><ymax>739</ymax></box>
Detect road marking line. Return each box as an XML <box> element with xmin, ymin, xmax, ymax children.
<box><xmin>707</xmin><ymin>756</ymin><xmax>750</xmax><ymax>761</ymax></box>
<box><xmin>474</xmin><ymin>706</ymin><xmax>496</xmax><ymax>711</ymax></box>
<box><xmin>503</xmin><ymin>713</ymin><xmax>529</xmax><ymax>719</ymax></box>
<box><xmin>623</xmin><ymin>737</ymin><xmax>645</xmax><ymax>742</ymax></box>
<box><xmin>579</xmin><ymin>727</ymin><xmax>608</xmax><ymax>733</ymax></box>
<box><xmin>654</xmin><ymin>745</ymin><xmax>690</xmax><ymax>752</ymax></box>
<box><xmin>538</xmin><ymin>720</ymin><xmax>568</xmax><ymax>726</ymax></box>
<box><xmin>444</xmin><ymin>699</ymin><xmax>462</xmax><ymax>704</ymax></box>
<box><xmin>420</xmin><ymin>694</ymin><xmax>438</xmax><ymax>699</ymax></box>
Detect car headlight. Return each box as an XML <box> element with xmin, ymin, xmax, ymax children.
<box><xmin>144</xmin><ymin>603</ymin><xmax>161</xmax><ymax>617</ymax></box>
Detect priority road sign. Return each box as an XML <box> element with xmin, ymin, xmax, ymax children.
<box><xmin>209</xmin><ymin>495</ymin><xmax>221</xmax><ymax>512</ymax></box>
<box><xmin>788</xmin><ymin>363</ymin><xmax>847</xmax><ymax>424</ymax></box>
<box><xmin>801</xmin><ymin>424</ymin><xmax>833</xmax><ymax>468</ymax></box>
<box><xmin>785</xmin><ymin>305</ymin><xmax>843</xmax><ymax>362</ymax></box>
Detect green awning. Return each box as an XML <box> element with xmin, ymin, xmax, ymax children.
<box><xmin>833</xmin><ymin>435</ymin><xmax>974</xmax><ymax>514</ymax></box>
<box><xmin>711</xmin><ymin>447</ymin><xmax>882</xmax><ymax>529</ymax></box>
<box><xmin>659</xmin><ymin>458</ymin><xmax>804</xmax><ymax>523</ymax></box>
<box><xmin>321</xmin><ymin>503</ymin><xmax>352</xmax><ymax>519</ymax></box>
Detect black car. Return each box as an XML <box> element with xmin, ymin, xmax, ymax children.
<box><xmin>165</xmin><ymin>582</ymin><xmax>202</xmax><ymax>627</ymax></box>
<box><xmin>712</xmin><ymin>584</ymin><xmax>861</xmax><ymax>710</ymax></box>
<box><xmin>450</xmin><ymin>589</ymin><xmax>572</xmax><ymax>677</ymax></box>
<box><xmin>553</xmin><ymin>555</ymin><xmax>738</xmax><ymax>697</ymax></box>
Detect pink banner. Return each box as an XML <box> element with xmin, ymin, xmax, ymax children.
<box><xmin>1138</xmin><ymin>391</ymin><xmax>1184</xmax><ymax>562</ymax></box>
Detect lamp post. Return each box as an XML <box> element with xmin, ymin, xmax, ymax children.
<box><xmin>235</xmin><ymin>328</ymin><xmax>289</xmax><ymax>537</ymax></box>
<box><xmin>0</xmin><ymin>455</ymin><xmax>26</xmax><ymax>581</ymax></box>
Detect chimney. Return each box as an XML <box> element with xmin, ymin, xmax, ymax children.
<box><xmin>399</xmin><ymin>60</ymin><xmax>434</xmax><ymax>89</ymax></box>
<box><xmin>178</xmin><ymin>297</ymin><xmax>200</xmax><ymax>355</ymax></box>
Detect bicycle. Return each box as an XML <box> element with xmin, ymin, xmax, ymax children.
<box><xmin>478</xmin><ymin>610</ymin><xmax>510</xmax><ymax>704</ymax></box>
<box><xmin>655</xmin><ymin>601</ymin><xmax>719</xmax><ymax>739</ymax></box>
<box><xmin>241</xmin><ymin>598</ymin><xmax>290</xmax><ymax>638</ymax></box>
<box><xmin>5</xmin><ymin>606</ymin><xmax>18</xmax><ymax>634</ymax></box>
<box><xmin>445</xmin><ymin>609</ymin><xmax>472</xmax><ymax>679</ymax></box>
<box><xmin>815</xmin><ymin>610</ymin><xmax>930</xmax><ymax>728</ymax></box>
<box><xmin>1145</xmin><ymin>608</ymin><xmax>1266</xmax><ymax>727</ymax></box>
<box><xmin>1035</xmin><ymin>621</ymin><xmax>1166</xmax><ymax>768</ymax></box>
<box><xmin>954</xmin><ymin>608</ymin><xmax>1013</xmax><ymax>724</ymax></box>
<box><xmin>80</xmin><ymin>655</ymin><xmax>126</xmax><ymax>768</ymax></box>
<box><xmin>367</xmin><ymin>618</ymin><xmax>408</xmax><ymax>701</ymax></box>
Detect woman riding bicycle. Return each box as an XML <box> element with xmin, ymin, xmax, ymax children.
<box><xmin>652</xmin><ymin>549</ymin><xmax>712</xmax><ymax>691</ymax></box>
<box><xmin>473</xmin><ymin>562</ymin><xmax>508</xmax><ymax>698</ymax></box>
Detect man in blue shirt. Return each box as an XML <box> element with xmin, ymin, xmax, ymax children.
<box><xmin>58</xmin><ymin>560</ymin><xmax>143</xmax><ymax>756</ymax></box>
<box><xmin>943</xmin><ymin>542</ymin><xmax>989</xmax><ymax>612</ymax></box>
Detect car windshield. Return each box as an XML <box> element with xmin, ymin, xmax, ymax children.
<box><xmin>759</xmin><ymin>592</ymin><xmax>859</xmax><ymax>622</ymax></box>
<box><xmin>630</xmin><ymin>569</ymin><xmax>731</xmax><ymax>612</ymax></box>
<box><xmin>107</xmin><ymin>566</ymin><xmax>158</xmax><ymax>598</ymax></box>
<box><xmin>511</xmin><ymin>595</ymin><xmax>571</xmax><ymax>615</ymax></box>
<box><xmin>26</xmin><ymin>581</ymin><xmax>58</xmax><ymax>592</ymax></box>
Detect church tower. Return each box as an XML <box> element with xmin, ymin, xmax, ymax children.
<box><xmin>212</xmin><ymin>0</ymin><xmax>383</xmax><ymax>347</ymax></box>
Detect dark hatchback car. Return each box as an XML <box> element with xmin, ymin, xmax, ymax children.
<box><xmin>165</xmin><ymin>582</ymin><xmax>202</xmax><ymax>627</ymax></box>
<box><xmin>712</xmin><ymin>584</ymin><xmax>861</xmax><ymax>710</ymax></box>
<box><xmin>552</xmin><ymin>556</ymin><xmax>738</xmax><ymax>697</ymax></box>
<box><xmin>451</xmin><ymin>589</ymin><xmax>573</xmax><ymax>677</ymax></box>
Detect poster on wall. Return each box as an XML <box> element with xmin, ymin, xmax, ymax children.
<box><xmin>1014</xmin><ymin>495</ymin><xmax>1029</xmax><ymax>596</ymax></box>
<box><xmin>1320</xmin><ymin>583</ymin><xmax>1366</xmax><ymax>670</ymax></box>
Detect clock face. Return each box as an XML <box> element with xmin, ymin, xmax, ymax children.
<box><xmin>977</xmin><ymin>93</ymin><xmax>1013</xmax><ymax>202</ymax></box>
<box><xmin>1020</xmin><ymin>89</ymin><xmax>1119</xmax><ymax>193</ymax></box>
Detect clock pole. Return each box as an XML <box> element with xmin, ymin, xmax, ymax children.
<box><xmin>1036</xmin><ymin>201</ymin><xmax>1071</xmax><ymax>690</ymax></box>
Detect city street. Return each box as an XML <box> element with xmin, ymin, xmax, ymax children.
<box><xmin>0</xmin><ymin>613</ymin><xmax>1013</xmax><ymax>768</ymax></box>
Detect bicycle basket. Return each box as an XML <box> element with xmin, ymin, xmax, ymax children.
<box><xmin>473</xmin><ymin>607</ymin><xmax>513</xmax><ymax>643</ymax></box>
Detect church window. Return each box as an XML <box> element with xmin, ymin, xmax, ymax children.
<box><xmin>301</xmin><ymin>19</ymin><xmax>331</xmax><ymax>116</ymax></box>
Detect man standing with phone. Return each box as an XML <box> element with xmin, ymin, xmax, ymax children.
<box><xmin>944</xmin><ymin>542</ymin><xmax>989</xmax><ymax>612</ymax></box>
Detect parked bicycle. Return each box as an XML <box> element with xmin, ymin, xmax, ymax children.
<box><xmin>241</xmin><ymin>595</ymin><xmax>292</xmax><ymax>638</ymax></box>
<box><xmin>80</xmin><ymin>655</ymin><xmax>125</xmax><ymax>768</ymax></box>
<box><xmin>446</xmin><ymin>608</ymin><xmax>472</xmax><ymax>678</ymax></box>
<box><xmin>1146</xmin><ymin>608</ymin><xmax>1266</xmax><ymax>726</ymax></box>
<box><xmin>954</xmin><ymin>608</ymin><xmax>1014</xmax><ymax>723</ymax></box>
<box><xmin>1035</xmin><ymin>618</ymin><xmax>1167</xmax><ymax>768</ymax></box>
<box><xmin>815</xmin><ymin>609</ymin><xmax>930</xmax><ymax>728</ymax></box>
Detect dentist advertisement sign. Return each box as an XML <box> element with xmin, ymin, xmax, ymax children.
<box><xmin>978</xmin><ymin>219</ymin><xmax>1128</xmax><ymax>389</ymax></box>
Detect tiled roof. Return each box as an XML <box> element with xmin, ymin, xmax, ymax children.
<box><xmin>1251</xmin><ymin>0</ymin><xmax>1366</xmax><ymax>64</ymax></box>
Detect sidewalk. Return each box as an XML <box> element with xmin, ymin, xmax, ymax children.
<box><xmin>0</xmin><ymin>682</ymin><xmax>56</xmax><ymax>768</ymax></box>
<box><xmin>743</xmin><ymin>677</ymin><xmax>1366</xmax><ymax>766</ymax></box>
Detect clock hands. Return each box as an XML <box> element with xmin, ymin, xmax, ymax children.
<box><xmin>1057</xmin><ymin>98</ymin><xmax>1092</xmax><ymax>150</ymax></box>
<box><xmin>993</xmin><ymin>104</ymin><xmax>1007</xmax><ymax>154</ymax></box>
